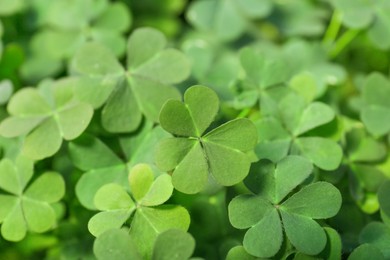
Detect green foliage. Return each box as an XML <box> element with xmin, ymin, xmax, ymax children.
<box><xmin>0</xmin><ymin>156</ymin><xmax>65</xmax><ymax>241</ymax></box>
<box><xmin>156</xmin><ymin>85</ymin><xmax>257</xmax><ymax>194</ymax></box>
<box><xmin>1</xmin><ymin>1</ymin><xmax>390</xmax><ymax>259</ymax></box>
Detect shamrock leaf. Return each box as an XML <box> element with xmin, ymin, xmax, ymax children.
<box><xmin>93</xmin><ymin>228</ymin><xmax>195</xmax><ymax>260</ymax></box>
<box><xmin>0</xmin><ymin>80</ymin><xmax>13</xmax><ymax>105</ymax></box>
<box><xmin>360</xmin><ymin>73</ymin><xmax>390</xmax><ymax>137</ymax></box>
<box><xmin>0</xmin><ymin>156</ymin><xmax>65</xmax><ymax>241</ymax></box>
<box><xmin>348</xmin><ymin>244</ymin><xmax>385</xmax><ymax>260</ymax></box>
<box><xmin>255</xmin><ymin>89</ymin><xmax>342</xmax><ymax>170</ymax></box>
<box><xmin>378</xmin><ymin>181</ymin><xmax>390</xmax><ymax>218</ymax></box>
<box><xmin>71</xmin><ymin>27</ymin><xmax>190</xmax><ymax>133</ymax></box>
<box><xmin>88</xmin><ymin>163</ymin><xmax>190</xmax><ymax>259</ymax></box>
<box><xmin>69</xmin><ymin>121</ymin><xmax>170</xmax><ymax>209</ymax></box>
<box><xmin>155</xmin><ymin>85</ymin><xmax>257</xmax><ymax>194</ymax></box>
<box><xmin>186</xmin><ymin>0</ymin><xmax>273</xmax><ymax>42</ymax></box>
<box><xmin>0</xmin><ymin>78</ymin><xmax>93</xmax><ymax>160</ymax></box>
<box><xmin>359</xmin><ymin>222</ymin><xmax>390</xmax><ymax>259</ymax></box>
<box><xmin>229</xmin><ymin>156</ymin><xmax>342</xmax><ymax>258</ymax></box>
<box><xmin>332</xmin><ymin>0</ymin><xmax>390</xmax><ymax>49</ymax></box>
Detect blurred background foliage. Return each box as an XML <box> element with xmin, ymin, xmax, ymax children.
<box><xmin>1</xmin><ymin>0</ymin><xmax>390</xmax><ymax>259</ymax></box>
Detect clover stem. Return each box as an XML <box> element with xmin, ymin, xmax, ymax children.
<box><xmin>322</xmin><ymin>10</ymin><xmax>342</xmax><ymax>46</ymax></box>
<box><xmin>236</xmin><ymin>108</ymin><xmax>251</xmax><ymax>119</ymax></box>
<box><xmin>329</xmin><ymin>29</ymin><xmax>360</xmax><ymax>59</ymax></box>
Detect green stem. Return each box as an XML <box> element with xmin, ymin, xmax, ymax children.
<box><xmin>329</xmin><ymin>29</ymin><xmax>359</xmax><ymax>59</ymax></box>
<box><xmin>322</xmin><ymin>10</ymin><xmax>342</xmax><ymax>45</ymax></box>
<box><xmin>236</xmin><ymin>108</ymin><xmax>251</xmax><ymax>119</ymax></box>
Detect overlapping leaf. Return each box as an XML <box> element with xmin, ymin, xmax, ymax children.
<box><xmin>69</xmin><ymin>121</ymin><xmax>170</xmax><ymax>209</ymax></box>
<box><xmin>0</xmin><ymin>78</ymin><xmax>93</xmax><ymax>160</ymax></box>
<box><xmin>186</xmin><ymin>0</ymin><xmax>273</xmax><ymax>42</ymax></box>
<box><xmin>255</xmin><ymin>89</ymin><xmax>342</xmax><ymax>170</ymax></box>
<box><xmin>229</xmin><ymin>156</ymin><xmax>342</xmax><ymax>258</ymax></box>
<box><xmin>0</xmin><ymin>156</ymin><xmax>65</xmax><ymax>241</ymax></box>
<box><xmin>360</xmin><ymin>73</ymin><xmax>390</xmax><ymax>137</ymax></box>
<box><xmin>156</xmin><ymin>85</ymin><xmax>257</xmax><ymax>194</ymax></box>
<box><xmin>89</xmin><ymin>163</ymin><xmax>190</xmax><ymax>259</ymax></box>
<box><xmin>70</xmin><ymin>27</ymin><xmax>190</xmax><ymax>133</ymax></box>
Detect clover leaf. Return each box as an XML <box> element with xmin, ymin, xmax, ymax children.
<box><xmin>348</xmin><ymin>244</ymin><xmax>385</xmax><ymax>260</ymax></box>
<box><xmin>93</xmin><ymin>228</ymin><xmax>195</xmax><ymax>260</ymax></box>
<box><xmin>229</xmin><ymin>155</ymin><xmax>342</xmax><ymax>258</ymax></box>
<box><xmin>360</xmin><ymin>73</ymin><xmax>390</xmax><ymax>137</ymax></box>
<box><xmin>255</xmin><ymin>89</ymin><xmax>342</xmax><ymax>170</ymax></box>
<box><xmin>89</xmin><ymin>163</ymin><xmax>190</xmax><ymax>259</ymax></box>
<box><xmin>378</xmin><ymin>181</ymin><xmax>390</xmax><ymax>219</ymax></box>
<box><xmin>69</xmin><ymin>121</ymin><xmax>170</xmax><ymax>209</ymax></box>
<box><xmin>359</xmin><ymin>222</ymin><xmax>390</xmax><ymax>259</ymax></box>
<box><xmin>0</xmin><ymin>156</ymin><xmax>65</xmax><ymax>241</ymax></box>
<box><xmin>70</xmin><ymin>27</ymin><xmax>190</xmax><ymax>133</ymax></box>
<box><xmin>0</xmin><ymin>78</ymin><xmax>93</xmax><ymax>160</ymax></box>
<box><xmin>0</xmin><ymin>80</ymin><xmax>13</xmax><ymax>105</ymax></box>
<box><xmin>186</xmin><ymin>0</ymin><xmax>273</xmax><ymax>42</ymax></box>
<box><xmin>155</xmin><ymin>85</ymin><xmax>257</xmax><ymax>194</ymax></box>
<box><xmin>331</xmin><ymin>0</ymin><xmax>390</xmax><ymax>49</ymax></box>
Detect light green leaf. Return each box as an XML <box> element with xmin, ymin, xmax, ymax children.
<box><xmin>140</xmin><ymin>174</ymin><xmax>173</xmax><ymax>207</ymax></box>
<box><xmin>94</xmin><ymin>183</ymin><xmax>134</xmax><ymax>211</ymax></box>
<box><xmin>228</xmin><ymin>194</ymin><xmax>273</xmax><ymax>229</ymax></box>
<box><xmin>361</xmin><ymin>106</ymin><xmax>390</xmax><ymax>137</ymax></box>
<box><xmin>22</xmin><ymin>118</ymin><xmax>62</xmax><ymax>160</ymax></box>
<box><xmin>57</xmin><ymin>103</ymin><xmax>93</xmax><ymax>140</ymax></box>
<box><xmin>320</xmin><ymin>227</ymin><xmax>342</xmax><ymax>260</ymax></box>
<box><xmin>88</xmin><ymin>210</ymin><xmax>133</xmax><ymax>237</ymax></box>
<box><xmin>152</xmin><ymin>229</ymin><xmax>195</xmax><ymax>260</ymax></box>
<box><xmin>296</xmin><ymin>137</ymin><xmax>343</xmax><ymax>171</ymax></box>
<box><xmin>71</xmin><ymin>42</ymin><xmax>124</xmax><ymax>77</ymax></box>
<box><xmin>127</xmin><ymin>27</ymin><xmax>167</xmax><ymax>69</ymax></box>
<box><xmin>133</xmin><ymin>49</ymin><xmax>190</xmax><ymax>85</ymax></box>
<box><xmin>1</xmin><ymin>201</ymin><xmax>26</xmax><ymax>242</ymax></box>
<box><xmin>295</xmin><ymin>102</ymin><xmax>335</xmax><ymax>136</ymax></box>
<box><xmin>102</xmin><ymin>80</ymin><xmax>142</xmax><ymax>133</ymax></box>
<box><xmin>0</xmin><ymin>80</ymin><xmax>13</xmax><ymax>105</ymax></box>
<box><xmin>22</xmin><ymin>198</ymin><xmax>56</xmax><ymax>233</ymax></box>
<box><xmin>130</xmin><ymin>205</ymin><xmax>191</xmax><ymax>259</ymax></box>
<box><xmin>94</xmin><ymin>2</ymin><xmax>132</xmax><ymax>33</ymax></box>
<box><xmin>24</xmin><ymin>172</ymin><xmax>65</xmax><ymax>203</ymax></box>
<box><xmin>226</xmin><ymin>246</ymin><xmax>258</xmax><ymax>260</ymax></box>
<box><xmin>274</xmin><ymin>156</ymin><xmax>313</xmax><ymax>203</ymax></box>
<box><xmin>155</xmin><ymin>138</ymin><xmax>196</xmax><ymax>171</ymax></box>
<box><xmin>0</xmin><ymin>157</ymin><xmax>33</xmax><ymax>195</ymax></box>
<box><xmin>129</xmin><ymin>164</ymin><xmax>155</xmax><ymax>202</ymax></box>
<box><xmin>0</xmin><ymin>195</ymin><xmax>18</xmax><ymax>223</ymax></box>
<box><xmin>68</xmin><ymin>134</ymin><xmax>123</xmax><ymax>171</ymax></box>
<box><xmin>281</xmin><ymin>182</ymin><xmax>342</xmax><ymax>219</ymax></box>
<box><xmin>94</xmin><ymin>229</ymin><xmax>142</xmax><ymax>260</ymax></box>
<box><xmin>7</xmin><ymin>87</ymin><xmax>51</xmax><ymax>116</ymax></box>
<box><xmin>0</xmin><ymin>117</ymin><xmax>44</xmax><ymax>138</ymax></box>
<box><xmin>281</xmin><ymin>210</ymin><xmax>327</xmax><ymax>255</ymax></box>
<box><xmin>244</xmin><ymin>209</ymin><xmax>283</xmax><ymax>258</ymax></box>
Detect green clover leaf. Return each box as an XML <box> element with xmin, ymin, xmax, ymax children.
<box><xmin>155</xmin><ymin>85</ymin><xmax>257</xmax><ymax>194</ymax></box>
<box><xmin>378</xmin><ymin>181</ymin><xmax>390</xmax><ymax>219</ymax></box>
<box><xmin>69</xmin><ymin>121</ymin><xmax>170</xmax><ymax>209</ymax></box>
<box><xmin>359</xmin><ymin>222</ymin><xmax>390</xmax><ymax>259</ymax></box>
<box><xmin>89</xmin><ymin>163</ymin><xmax>190</xmax><ymax>259</ymax></box>
<box><xmin>93</xmin><ymin>228</ymin><xmax>195</xmax><ymax>260</ymax></box>
<box><xmin>255</xmin><ymin>89</ymin><xmax>342</xmax><ymax>170</ymax></box>
<box><xmin>0</xmin><ymin>156</ymin><xmax>65</xmax><ymax>241</ymax></box>
<box><xmin>229</xmin><ymin>156</ymin><xmax>342</xmax><ymax>258</ymax></box>
<box><xmin>348</xmin><ymin>244</ymin><xmax>385</xmax><ymax>260</ymax></box>
<box><xmin>360</xmin><ymin>73</ymin><xmax>390</xmax><ymax>137</ymax></box>
<box><xmin>0</xmin><ymin>78</ymin><xmax>93</xmax><ymax>160</ymax></box>
<box><xmin>0</xmin><ymin>80</ymin><xmax>13</xmax><ymax>105</ymax></box>
<box><xmin>186</xmin><ymin>0</ymin><xmax>273</xmax><ymax>42</ymax></box>
<box><xmin>70</xmin><ymin>27</ymin><xmax>190</xmax><ymax>133</ymax></box>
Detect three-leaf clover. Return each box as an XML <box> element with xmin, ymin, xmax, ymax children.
<box><xmin>255</xmin><ymin>88</ymin><xmax>343</xmax><ymax>170</ymax></box>
<box><xmin>68</xmin><ymin>121</ymin><xmax>170</xmax><ymax>209</ymax></box>
<box><xmin>229</xmin><ymin>155</ymin><xmax>342</xmax><ymax>258</ymax></box>
<box><xmin>70</xmin><ymin>27</ymin><xmax>190</xmax><ymax>133</ymax></box>
<box><xmin>360</xmin><ymin>73</ymin><xmax>390</xmax><ymax>137</ymax></box>
<box><xmin>0</xmin><ymin>78</ymin><xmax>94</xmax><ymax>160</ymax></box>
<box><xmin>88</xmin><ymin>163</ymin><xmax>190</xmax><ymax>259</ymax></box>
<box><xmin>0</xmin><ymin>156</ymin><xmax>65</xmax><ymax>241</ymax></box>
<box><xmin>186</xmin><ymin>0</ymin><xmax>273</xmax><ymax>42</ymax></box>
<box><xmin>155</xmin><ymin>85</ymin><xmax>258</xmax><ymax>194</ymax></box>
